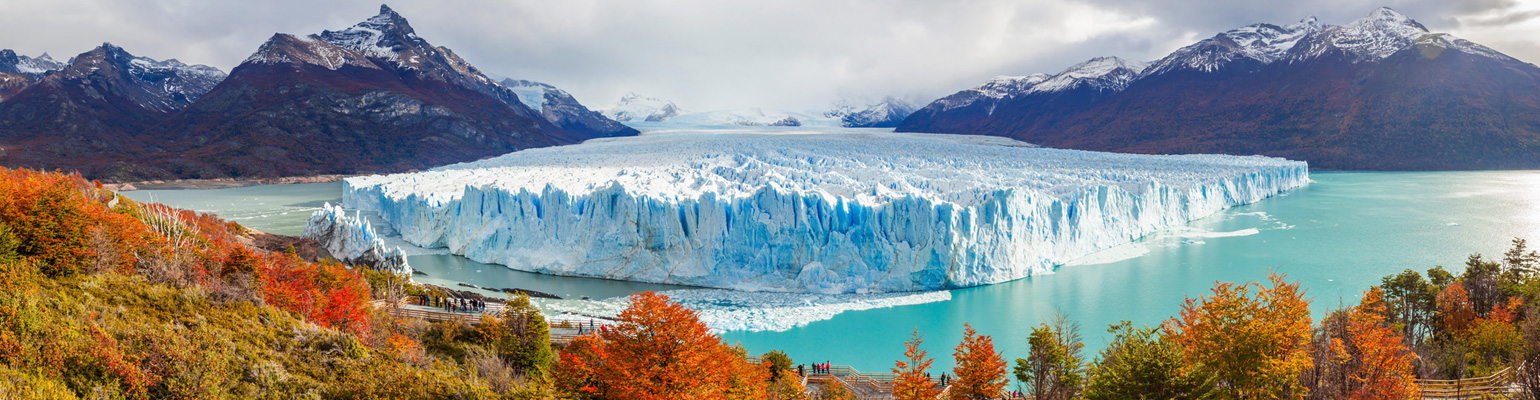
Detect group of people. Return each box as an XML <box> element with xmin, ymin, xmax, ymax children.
<box><xmin>800</xmin><ymin>362</ymin><xmax>834</xmax><ymax>376</ymax></box>
<box><xmin>795</xmin><ymin>362</ymin><xmax>955</xmax><ymax>387</ymax></box>
<box><xmin>424</xmin><ymin>295</ymin><xmax>486</xmax><ymax>313</ymax></box>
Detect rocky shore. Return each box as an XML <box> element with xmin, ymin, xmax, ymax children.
<box><xmin>104</xmin><ymin>174</ymin><xmax>353</xmax><ymax>191</ymax></box>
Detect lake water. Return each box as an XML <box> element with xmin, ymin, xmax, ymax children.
<box><xmin>124</xmin><ymin>171</ymin><xmax>1540</xmax><ymax>375</ymax></box>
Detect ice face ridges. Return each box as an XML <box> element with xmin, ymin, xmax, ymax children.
<box><xmin>342</xmin><ymin>130</ymin><xmax>1308</xmax><ymax>293</ymax></box>
<box><xmin>303</xmin><ymin>202</ymin><xmax>412</xmax><ymax>275</ymax></box>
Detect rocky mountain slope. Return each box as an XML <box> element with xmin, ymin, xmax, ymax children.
<box><xmin>0</xmin><ymin>50</ymin><xmax>66</xmax><ymax>101</ymax></box>
<box><xmin>501</xmin><ymin>79</ymin><xmax>637</xmax><ymax>137</ymax></box>
<box><xmin>0</xmin><ymin>5</ymin><xmax>635</xmax><ymax>181</ymax></box>
<box><xmin>899</xmin><ymin>8</ymin><xmax>1540</xmax><ymax>170</ymax></box>
<box><xmin>0</xmin><ymin>44</ymin><xmax>225</xmax><ymax>177</ymax></box>
<box><xmin>603</xmin><ymin>92</ymin><xmax>684</xmax><ymax>122</ymax></box>
<box><xmin>825</xmin><ymin>96</ymin><xmax>918</xmax><ymax>128</ymax></box>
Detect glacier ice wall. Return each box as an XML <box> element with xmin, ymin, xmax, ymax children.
<box><xmin>342</xmin><ymin>129</ymin><xmax>1308</xmax><ymax>293</ymax></box>
<box><xmin>303</xmin><ymin>202</ymin><xmax>412</xmax><ymax>275</ymax></box>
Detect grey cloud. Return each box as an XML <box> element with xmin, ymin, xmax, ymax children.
<box><xmin>1460</xmin><ymin>9</ymin><xmax>1540</xmax><ymax>27</ymax></box>
<box><xmin>0</xmin><ymin>0</ymin><xmax>1535</xmax><ymax>111</ymax></box>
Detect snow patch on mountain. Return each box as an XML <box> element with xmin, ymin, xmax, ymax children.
<box><xmin>245</xmin><ymin>33</ymin><xmax>383</xmax><ymax>70</ymax></box>
<box><xmin>1029</xmin><ymin>57</ymin><xmax>1148</xmax><ymax>94</ymax></box>
<box><xmin>64</xmin><ymin>43</ymin><xmax>227</xmax><ymax>112</ymax></box>
<box><xmin>341</xmin><ymin>128</ymin><xmax>1308</xmax><ymax>293</ymax></box>
<box><xmin>825</xmin><ymin>96</ymin><xmax>918</xmax><ymax>128</ymax></box>
<box><xmin>319</xmin><ymin>5</ymin><xmax>416</xmax><ymax>60</ymax></box>
<box><xmin>0</xmin><ymin>50</ymin><xmax>66</xmax><ymax>76</ymax></box>
<box><xmin>603</xmin><ymin>92</ymin><xmax>684</xmax><ymax>122</ymax></box>
<box><xmin>1145</xmin><ymin>17</ymin><xmax>1320</xmax><ymax>74</ymax></box>
<box><xmin>502</xmin><ymin>79</ymin><xmax>551</xmax><ymax>111</ymax></box>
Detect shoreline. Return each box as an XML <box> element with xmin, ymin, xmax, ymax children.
<box><xmin>104</xmin><ymin>174</ymin><xmax>356</xmax><ymax>191</ymax></box>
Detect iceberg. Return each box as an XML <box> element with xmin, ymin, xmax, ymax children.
<box><xmin>303</xmin><ymin>202</ymin><xmax>412</xmax><ymax>275</ymax></box>
<box><xmin>342</xmin><ymin>129</ymin><xmax>1308</xmax><ymax>293</ymax></box>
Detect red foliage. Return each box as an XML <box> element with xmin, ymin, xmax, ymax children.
<box><xmin>260</xmin><ymin>255</ymin><xmax>372</xmax><ymax>336</ymax></box>
<box><xmin>0</xmin><ymin>167</ymin><xmax>373</xmax><ymax>337</ymax></box>
<box><xmin>1436</xmin><ymin>282</ymin><xmax>1477</xmax><ymax>336</ymax></box>
<box><xmin>554</xmin><ymin>291</ymin><xmax>767</xmax><ymax>399</ymax></box>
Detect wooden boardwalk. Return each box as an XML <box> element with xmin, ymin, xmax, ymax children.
<box><xmin>370</xmin><ymin>299</ymin><xmax>608</xmax><ymax>345</ymax></box>
<box><xmin>1417</xmin><ymin>365</ymin><xmax>1524</xmax><ymax>399</ymax></box>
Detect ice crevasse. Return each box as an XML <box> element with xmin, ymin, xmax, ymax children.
<box><xmin>339</xmin><ymin>130</ymin><xmax>1309</xmax><ymax>293</ymax></box>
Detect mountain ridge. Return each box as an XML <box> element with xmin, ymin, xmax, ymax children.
<box><xmin>898</xmin><ymin>7</ymin><xmax>1540</xmax><ymax>170</ymax></box>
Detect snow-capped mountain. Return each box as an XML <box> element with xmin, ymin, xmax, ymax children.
<box><xmin>0</xmin><ymin>50</ymin><xmax>65</xmax><ymax>76</ymax></box>
<box><xmin>1144</xmin><ymin>18</ymin><xmax>1320</xmax><ymax>75</ymax></box>
<box><xmin>665</xmin><ymin>108</ymin><xmax>807</xmax><ymax>127</ymax></box>
<box><xmin>0</xmin><ymin>44</ymin><xmax>222</xmax><ymax>113</ymax></box>
<box><xmin>501</xmin><ymin>79</ymin><xmax>637</xmax><ymax>137</ymax></box>
<box><xmin>900</xmin><ymin>7</ymin><xmax>1540</xmax><ymax>170</ymax></box>
<box><xmin>825</xmin><ymin>96</ymin><xmax>917</xmax><ymax>128</ymax></box>
<box><xmin>0</xmin><ymin>50</ymin><xmax>67</xmax><ymax>102</ymax></box>
<box><xmin>138</xmin><ymin>4</ymin><xmax>618</xmax><ymax>181</ymax></box>
<box><xmin>603</xmin><ymin>93</ymin><xmax>684</xmax><ymax>122</ymax></box>
<box><xmin>1030</xmin><ymin>57</ymin><xmax>1148</xmax><ymax>94</ymax></box>
<box><xmin>0</xmin><ymin>43</ymin><xmax>227</xmax><ymax>178</ymax></box>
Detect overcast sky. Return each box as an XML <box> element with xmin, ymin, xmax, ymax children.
<box><xmin>3</xmin><ymin>0</ymin><xmax>1538</xmax><ymax>111</ymax></box>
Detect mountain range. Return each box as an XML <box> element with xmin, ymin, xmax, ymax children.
<box><xmin>898</xmin><ymin>7</ymin><xmax>1540</xmax><ymax>170</ymax></box>
<box><xmin>600</xmin><ymin>93</ymin><xmax>916</xmax><ymax>128</ymax></box>
<box><xmin>0</xmin><ymin>5</ymin><xmax>632</xmax><ymax>182</ymax></box>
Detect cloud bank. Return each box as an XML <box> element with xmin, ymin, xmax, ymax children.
<box><xmin>1</xmin><ymin>0</ymin><xmax>1536</xmax><ymax>111</ymax></box>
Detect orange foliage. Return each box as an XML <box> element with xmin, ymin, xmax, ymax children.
<box><xmin>1436</xmin><ymin>282</ymin><xmax>1477</xmax><ymax>336</ymax></box>
<box><xmin>1340</xmin><ymin>287</ymin><xmax>1419</xmax><ymax>400</ymax></box>
<box><xmin>553</xmin><ymin>291</ymin><xmax>767</xmax><ymax>399</ymax></box>
<box><xmin>87</xmin><ymin>322</ymin><xmax>158</xmax><ymax>399</ymax></box>
<box><xmin>260</xmin><ymin>255</ymin><xmax>372</xmax><ymax>336</ymax></box>
<box><xmin>1167</xmin><ymin>273</ymin><xmax>1313</xmax><ymax>399</ymax></box>
<box><xmin>0</xmin><ymin>169</ymin><xmax>153</xmax><ymax>276</ymax></box>
<box><xmin>951</xmin><ymin>324</ymin><xmax>1007</xmax><ymax>400</ymax></box>
<box><xmin>0</xmin><ymin>167</ymin><xmax>373</xmax><ymax>337</ymax></box>
<box><xmin>892</xmin><ymin>329</ymin><xmax>941</xmax><ymax>400</ymax></box>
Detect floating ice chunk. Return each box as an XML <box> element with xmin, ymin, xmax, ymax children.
<box><xmin>303</xmin><ymin>202</ymin><xmax>412</xmax><ymax>274</ymax></box>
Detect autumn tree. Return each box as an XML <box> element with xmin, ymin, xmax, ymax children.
<box><xmin>891</xmin><ymin>330</ymin><xmax>941</xmax><ymax>400</ymax></box>
<box><xmin>1167</xmin><ymin>273</ymin><xmax>1312</xmax><ymax>399</ymax></box>
<box><xmin>951</xmin><ymin>324</ymin><xmax>1006</xmax><ymax>399</ymax></box>
<box><xmin>1303</xmin><ymin>288</ymin><xmax>1418</xmax><ymax>400</ymax></box>
<box><xmin>1464</xmin><ymin>299</ymin><xmax>1523</xmax><ymax>376</ymax></box>
<box><xmin>552</xmin><ymin>291</ymin><xmax>767</xmax><ymax>399</ymax></box>
<box><xmin>476</xmin><ymin>293</ymin><xmax>553</xmax><ymax>378</ymax></box>
<box><xmin>760</xmin><ymin>350</ymin><xmax>806</xmax><ymax>400</ymax></box>
<box><xmin>1435</xmin><ymin>282</ymin><xmax>1477</xmax><ymax>337</ymax></box>
<box><xmin>1016</xmin><ymin>315</ymin><xmax>1084</xmax><ymax>400</ymax></box>
<box><xmin>1083</xmin><ymin>321</ymin><xmax>1215</xmax><ymax>400</ymax></box>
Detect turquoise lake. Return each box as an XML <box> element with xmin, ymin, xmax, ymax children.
<box><xmin>124</xmin><ymin>171</ymin><xmax>1540</xmax><ymax>375</ymax></box>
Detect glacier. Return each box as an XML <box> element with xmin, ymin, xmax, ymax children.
<box><xmin>303</xmin><ymin>202</ymin><xmax>412</xmax><ymax>274</ymax></box>
<box><xmin>341</xmin><ymin>129</ymin><xmax>1308</xmax><ymax>293</ymax></box>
